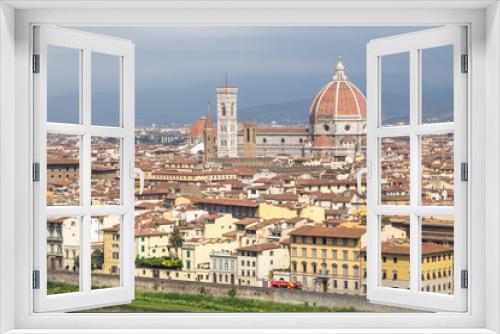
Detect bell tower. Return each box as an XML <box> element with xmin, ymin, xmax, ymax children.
<box><xmin>203</xmin><ymin>103</ymin><xmax>216</xmax><ymax>163</ymax></box>
<box><xmin>216</xmin><ymin>77</ymin><xmax>238</xmax><ymax>158</ymax></box>
<box><xmin>242</xmin><ymin>121</ymin><xmax>257</xmax><ymax>158</ymax></box>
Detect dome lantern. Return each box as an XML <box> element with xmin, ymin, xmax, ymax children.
<box><xmin>333</xmin><ymin>56</ymin><xmax>347</xmax><ymax>81</ymax></box>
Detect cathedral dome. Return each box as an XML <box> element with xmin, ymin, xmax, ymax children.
<box><xmin>189</xmin><ymin>117</ymin><xmax>206</xmax><ymax>138</ymax></box>
<box><xmin>309</xmin><ymin>58</ymin><xmax>367</xmax><ymax>121</ymax></box>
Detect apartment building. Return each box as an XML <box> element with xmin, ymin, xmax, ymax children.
<box><xmin>289</xmin><ymin>225</ymin><xmax>366</xmax><ymax>294</ymax></box>
<box><xmin>236</xmin><ymin>243</ymin><xmax>289</xmax><ymax>287</ymax></box>
<box><xmin>360</xmin><ymin>240</ymin><xmax>454</xmax><ymax>294</ymax></box>
<box><xmin>102</xmin><ymin>224</ymin><xmax>120</xmax><ymax>275</ymax></box>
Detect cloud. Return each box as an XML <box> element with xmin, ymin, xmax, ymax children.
<box><xmin>51</xmin><ymin>26</ymin><xmax>436</xmax><ymax>124</ymax></box>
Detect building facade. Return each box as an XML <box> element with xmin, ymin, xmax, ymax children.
<box><xmin>289</xmin><ymin>225</ymin><xmax>366</xmax><ymax>295</ymax></box>
<box><xmin>236</xmin><ymin>243</ymin><xmax>289</xmax><ymax>287</ymax></box>
<box><xmin>209</xmin><ymin>250</ymin><xmax>238</xmax><ymax>285</ymax></box>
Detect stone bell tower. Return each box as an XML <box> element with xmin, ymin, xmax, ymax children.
<box><xmin>216</xmin><ymin>78</ymin><xmax>238</xmax><ymax>158</ymax></box>
<box><xmin>203</xmin><ymin>103</ymin><xmax>216</xmax><ymax>163</ymax></box>
<box><xmin>242</xmin><ymin>121</ymin><xmax>257</xmax><ymax>158</ymax></box>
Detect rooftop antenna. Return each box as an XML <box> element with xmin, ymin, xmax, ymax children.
<box><xmin>225</xmin><ymin>72</ymin><xmax>228</xmax><ymax>87</ymax></box>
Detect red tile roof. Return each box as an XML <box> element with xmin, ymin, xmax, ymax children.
<box><xmin>290</xmin><ymin>225</ymin><xmax>365</xmax><ymax>239</ymax></box>
<box><xmin>237</xmin><ymin>243</ymin><xmax>281</xmax><ymax>252</ymax></box>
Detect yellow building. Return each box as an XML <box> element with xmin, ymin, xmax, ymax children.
<box><xmin>258</xmin><ymin>202</ymin><xmax>297</xmax><ymax>220</ymax></box>
<box><xmin>360</xmin><ymin>240</ymin><xmax>454</xmax><ymax>294</ymax></box>
<box><xmin>299</xmin><ymin>205</ymin><xmax>326</xmax><ymax>222</ymax></box>
<box><xmin>135</xmin><ymin>230</ymin><xmax>171</xmax><ymax>258</ymax></box>
<box><xmin>102</xmin><ymin>224</ymin><xmax>120</xmax><ymax>275</ymax></box>
<box><xmin>181</xmin><ymin>237</ymin><xmax>238</xmax><ymax>272</ymax></box>
<box><xmin>204</xmin><ymin>214</ymin><xmax>238</xmax><ymax>239</ymax></box>
<box><xmin>289</xmin><ymin>224</ymin><xmax>366</xmax><ymax>294</ymax></box>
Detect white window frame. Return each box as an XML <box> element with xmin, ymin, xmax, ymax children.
<box><xmin>366</xmin><ymin>26</ymin><xmax>467</xmax><ymax>312</ymax></box>
<box><xmin>0</xmin><ymin>1</ymin><xmax>498</xmax><ymax>333</ymax></box>
<box><xmin>32</xmin><ymin>25</ymin><xmax>136</xmax><ymax>312</ymax></box>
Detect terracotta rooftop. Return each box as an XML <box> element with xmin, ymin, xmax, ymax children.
<box><xmin>313</xmin><ymin>135</ymin><xmax>335</xmax><ymax>148</ymax></box>
<box><xmin>235</xmin><ymin>217</ymin><xmax>259</xmax><ymax>226</ymax></box>
<box><xmin>189</xmin><ymin>117</ymin><xmax>206</xmax><ymax>138</ymax></box>
<box><xmin>192</xmin><ymin>197</ymin><xmax>259</xmax><ymax>208</ymax></box>
<box><xmin>237</xmin><ymin>243</ymin><xmax>281</xmax><ymax>252</ymax></box>
<box><xmin>361</xmin><ymin>241</ymin><xmax>453</xmax><ymax>256</ymax></box>
<box><xmin>290</xmin><ymin>225</ymin><xmax>366</xmax><ymax>239</ymax></box>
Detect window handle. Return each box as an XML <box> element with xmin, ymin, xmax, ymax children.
<box><xmin>130</xmin><ymin>163</ymin><xmax>145</xmax><ymax>195</ymax></box>
<box><xmin>356</xmin><ymin>164</ymin><xmax>370</xmax><ymax>194</ymax></box>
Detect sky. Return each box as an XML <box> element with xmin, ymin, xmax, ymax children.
<box><xmin>47</xmin><ymin>26</ymin><xmax>453</xmax><ymax>125</ymax></box>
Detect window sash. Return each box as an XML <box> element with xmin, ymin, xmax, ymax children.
<box><xmin>32</xmin><ymin>25</ymin><xmax>136</xmax><ymax>312</ymax></box>
<box><xmin>366</xmin><ymin>25</ymin><xmax>468</xmax><ymax>312</ymax></box>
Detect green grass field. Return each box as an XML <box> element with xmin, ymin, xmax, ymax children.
<box><xmin>47</xmin><ymin>281</ymin><xmax>357</xmax><ymax>313</ymax></box>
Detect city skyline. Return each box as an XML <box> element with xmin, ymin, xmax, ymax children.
<box><xmin>47</xmin><ymin>26</ymin><xmax>449</xmax><ymax>125</ymax></box>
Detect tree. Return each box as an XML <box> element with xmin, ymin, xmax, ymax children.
<box><xmin>169</xmin><ymin>227</ymin><xmax>184</xmax><ymax>258</ymax></box>
<box><xmin>91</xmin><ymin>249</ymin><xmax>104</xmax><ymax>270</ymax></box>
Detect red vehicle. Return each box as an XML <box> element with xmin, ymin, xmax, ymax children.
<box><xmin>269</xmin><ymin>279</ymin><xmax>302</xmax><ymax>289</ymax></box>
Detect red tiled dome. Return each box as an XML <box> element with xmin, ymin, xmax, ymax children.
<box><xmin>189</xmin><ymin>117</ymin><xmax>206</xmax><ymax>138</ymax></box>
<box><xmin>313</xmin><ymin>135</ymin><xmax>334</xmax><ymax>148</ymax></box>
<box><xmin>310</xmin><ymin>58</ymin><xmax>366</xmax><ymax>121</ymax></box>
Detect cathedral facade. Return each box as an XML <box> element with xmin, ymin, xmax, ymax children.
<box><xmin>199</xmin><ymin>58</ymin><xmax>367</xmax><ymax>161</ymax></box>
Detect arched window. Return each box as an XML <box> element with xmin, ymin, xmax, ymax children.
<box><xmin>382</xmin><ymin>270</ymin><xmax>387</xmax><ymax>280</ymax></box>
<box><xmin>281</xmin><ymin>138</ymin><xmax>285</xmax><ymax>144</ymax></box>
<box><xmin>332</xmin><ymin>263</ymin><xmax>338</xmax><ymax>276</ymax></box>
<box><xmin>353</xmin><ymin>265</ymin><xmax>359</xmax><ymax>278</ymax></box>
<box><xmin>231</xmin><ymin>102</ymin><xmax>235</xmax><ymax>116</ymax></box>
<box><xmin>246</xmin><ymin>128</ymin><xmax>250</xmax><ymax>142</ymax></box>
<box><xmin>392</xmin><ymin>270</ymin><xmax>398</xmax><ymax>280</ymax></box>
<box><xmin>221</xmin><ymin>103</ymin><xmax>226</xmax><ymax>116</ymax></box>
<box><xmin>321</xmin><ymin>262</ymin><xmax>327</xmax><ymax>275</ymax></box>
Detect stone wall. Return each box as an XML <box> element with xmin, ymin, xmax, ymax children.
<box><xmin>49</xmin><ymin>271</ymin><xmax>414</xmax><ymax>312</ymax></box>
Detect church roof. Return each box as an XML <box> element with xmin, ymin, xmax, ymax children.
<box><xmin>310</xmin><ymin>57</ymin><xmax>367</xmax><ymax>121</ymax></box>
<box><xmin>189</xmin><ymin>117</ymin><xmax>206</xmax><ymax>138</ymax></box>
<box><xmin>313</xmin><ymin>135</ymin><xmax>335</xmax><ymax>148</ymax></box>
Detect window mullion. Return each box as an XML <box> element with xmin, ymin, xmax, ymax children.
<box><xmin>80</xmin><ymin>47</ymin><xmax>92</xmax><ymax>293</ymax></box>
<box><xmin>409</xmin><ymin>47</ymin><xmax>421</xmax><ymax>293</ymax></box>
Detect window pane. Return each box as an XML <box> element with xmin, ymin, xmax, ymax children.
<box><xmin>421</xmin><ymin>45</ymin><xmax>454</xmax><ymax>124</ymax></box>
<box><xmin>379</xmin><ymin>215</ymin><xmax>410</xmax><ymax>289</ymax></box>
<box><xmin>92</xmin><ymin>53</ymin><xmax>121</xmax><ymax>127</ymax></box>
<box><xmin>91</xmin><ymin>137</ymin><xmax>121</xmax><ymax>205</ymax></box>
<box><xmin>420</xmin><ymin>216</ymin><xmax>454</xmax><ymax>294</ymax></box>
<box><xmin>47</xmin><ymin>45</ymin><xmax>80</xmax><ymax>124</ymax></box>
<box><xmin>92</xmin><ymin>215</ymin><xmax>122</xmax><ymax>289</ymax></box>
<box><xmin>47</xmin><ymin>133</ymin><xmax>80</xmax><ymax>206</ymax></box>
<box><xmin>47</xmin><ymin>216</ymin><xmax>81</xmax><ymax>295</ymax></box>
<box><xmin>380</xmin><ymin>137</ymin><xmax>410</xmax><ymax>205</ymax></box>
<box><xmin>381</xmin><ymin>52</ymin><xmax>410</xmax><ymax>126</ymax></box>
<box><xmin>421</xmin><ymin>134</ymin><xmax>454</xmax><ymax>206</ymax></box>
